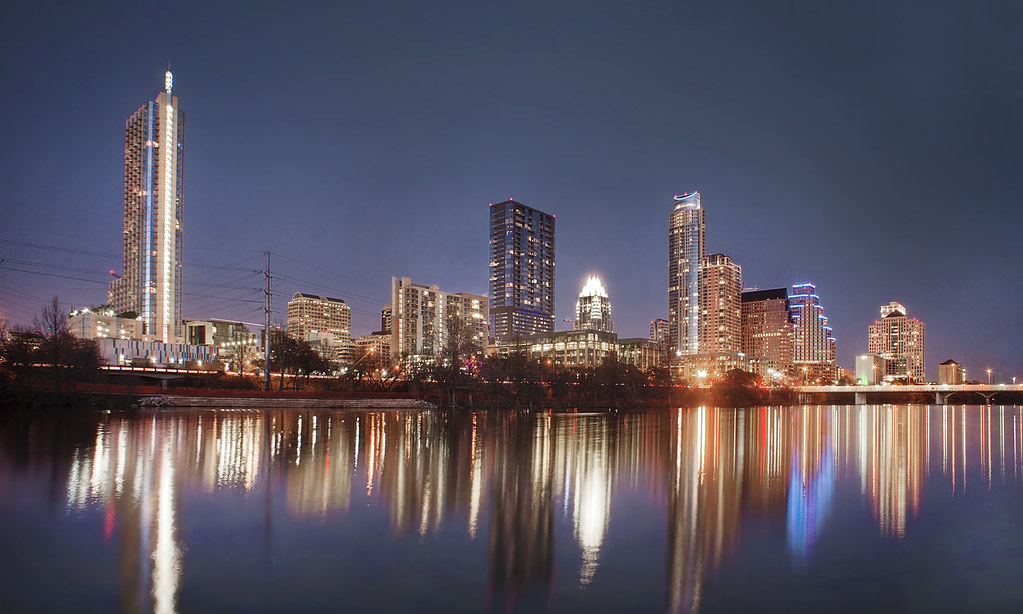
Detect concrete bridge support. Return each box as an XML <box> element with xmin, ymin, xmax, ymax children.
<box><xmin>855</xmin><ymin>392</ymin><xmax>866</xmax><ymax>405</ymax></box>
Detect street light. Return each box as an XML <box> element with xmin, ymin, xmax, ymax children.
<box><xmin>986</xmin><ymin>368</ymin><xmax>993</xmax><ymax>385</ymax></box>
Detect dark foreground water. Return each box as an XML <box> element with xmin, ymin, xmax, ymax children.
<box><xmin>1</xmin><ymin>405</ymin><xmax>1022</xmax><ymax>613</ymax></box>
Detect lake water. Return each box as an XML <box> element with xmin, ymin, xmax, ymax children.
<box><xmin>1</xmin><ymin>405</ymin><xmax>1022</xmax><ymax>613</ymax></box>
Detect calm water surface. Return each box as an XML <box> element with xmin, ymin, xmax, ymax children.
<box><xmin>1</xmin><ymin>405</ymin><xmax>1022</xmax><ymax>613</ymax></box>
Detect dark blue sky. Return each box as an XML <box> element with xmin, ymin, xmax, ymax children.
<box><xmin>2</xmin><ymin>1</ymin><xmax>1021</xmax><ymax>381</ymax></box>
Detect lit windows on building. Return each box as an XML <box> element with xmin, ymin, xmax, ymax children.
<box><xmin>668</xmin><ymin>191</ymin><xmax>705</xmax><ymax>357</ymax></box>
<box><xmin>741</xmin><ymin>288</ymin><xmax>794</xmax><ymax>375</ymax></box>
<box><xmin>868</xmin><ymin>302</ymin><xmax>926</xmax><ymax>383</ymax></box>
<box><xmin>698</xmin><ymin>254</ymin><xmax>741</xmax><ymax>354</ymax></box>
<box><xmin>109</xmin><ymin>71</ymin><xmax>185</xmax><ymax>343</ymax></box>
<box><xmin>489</xmin><ymin>200</ymin><xmax>555</xmax><ymax>340</ymax></box>
<box><xmin>391</xmin><ymin>277</ymin><xmax>488</xmax><ymax>362</ymax></box>
<box><xmin>789</xmin><ymin>282</ymin><xmax>837</xmax><ymax>383</ymax></box>
<box><xmin>574</xmin><ymin>275</ymin><xmax>613</xmax><ymax>333</ymax></box>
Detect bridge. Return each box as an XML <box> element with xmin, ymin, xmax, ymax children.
<box><xmin>791</xmin><ymin>383</ymin><xmax>1023</xmax><ymax>405</ymax></box>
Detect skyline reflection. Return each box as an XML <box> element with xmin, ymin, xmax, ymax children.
<box><xmin>2</xmin><ymin>404</ymin><xmax>1021</xmax><ymax>613</ymax></box>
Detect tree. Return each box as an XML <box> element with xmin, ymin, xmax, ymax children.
<box><xmin>433</xmin><ymin>314</ymin><xmax>484</xmax><ymax>407</ymax></box>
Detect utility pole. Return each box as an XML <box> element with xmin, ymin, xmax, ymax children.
<box><xmin>264</xmin><ymin>251</ymin><xmax>272</xmax><ymax>392</ymax></box>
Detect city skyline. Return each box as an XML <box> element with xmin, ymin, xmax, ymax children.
<box><xmin>1</xmin><ymin>1</ymin><xmax>1021</xmax><ymax>380</ymax></box>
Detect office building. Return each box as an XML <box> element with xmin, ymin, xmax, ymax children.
<box><xmin>668</xmin><ymin>191</ymin><xmax>705</xmax><ymax>357</ymax></box>
<box><xmin>68</xmin><ymin>307</ymin><xmax>142</xmax><ymax>341</ymax></box>
<box><xmin>525</xmin><ymin>330</ymin><xmax>618</xmax><ymax>367</ymax></box>
<box><xmin>109</xmin><ymin>71</ymin><xmax>185</xmax><ymax>343</ymax></box>
<box><xmin>574</xmin><ymin>275</ymin><xmax>613</xmax><ymax>333</ymax></box>
<box><xmin>741</xmin><ymin>288</ymin><xmax>794</xmax><ymax>374</ymax></box>
<box><xmin>938</xmin><ymin>359</ymin><xmax>966</xmax><ymax>385</ymax></box>
<box><xmin>619</xmin><ymin>337</ymin><xmax>661</xmax><ymax>370</ymax></box>
<box><xmin>789</xmin><ymin>283</ymin><xmax>837</xmax><ymax>383</ymax></box>
<box><xmin>868</xmin><ymin>301</ymin><xmax>926</xmax><ymax>383</ymax></box>
<box><xmin>287</xmin><ymin>293</ymin><xmax>352</xmax><ymax>344</ymax></box>
<box><xmin>698</xmin><ymin>253</ymin><xmax>741</xmax><ymax>354</ymax></box>
<box><xmin>381</xmin><ymin>304</ymin><xmax>392</xmax><ymax>333</ymax></box>
<box><xmin>489</xmin><ymin>200</ymin><xmax>555</xmax><ymax>339</ymax></box>
<box><xmin>391</xmin><ymin>277</ymin><xmax>488</xmax><ymax>362</ymax></box>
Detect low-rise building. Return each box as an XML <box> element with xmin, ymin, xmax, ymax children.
<box><xmin>855</xmin><ymin>354</ymin><xmax>884</xmax><ymax>385</ymax></box>
<box><xmin>618</xmin><ymin>337</ymin><xmax>661</xmax><ymax>371</ymax></box>
<box><xmin>99</xmin><ymin>338</ymin><xmax>218</xmax><ymax>368</ymax></box>
<box><xmin>68</xmin><ymin>308</ymin><xmax>142</xmax><ymax>340</ymax></box>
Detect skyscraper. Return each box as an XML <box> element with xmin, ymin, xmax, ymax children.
<box><xmin>668</xmin><ymin>191</ymin><xmax>705</xmax><ymax>357</ymax></box>
<box><xmin>574</xmin><ymin>275</ymin><xmax>613</xmax><ymax>333</ymax></box>
<box><xmin>698</xmin><ymin>254</ymin><xmax>742</xmax><ymax>353</ymax></box>
<box><xmin>741</xmin><ymin>288</ymin><xmax>794</xmax><ymax>374</ymax></box>
<box><xmin>489</xmin><ymin>200</ymin><xmax>555</xmax><ymax>340</ymax></box>
<box><xmin>109</xmin><ymin>71</ymin><xmax>185</xmax><ymax>343</ymax></box>
<box><xmin>868</xmin><ymin>301</ymin><xmax>926</xmax><ymax>383</ymax></box>
<box><xmin>789</xmin><ymin>283</ymin><xmax>837</xmax><ymax>383</ymax></box>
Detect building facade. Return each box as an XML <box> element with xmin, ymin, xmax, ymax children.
<box><xmin>526</xmin><ymin>330</ymin><xmax>618</xmax><ymax>367</ymax></box>
<box><xmin>855</xmin><ymin>354</ymin><xmax>884</xmax><ymax>385</ymax></box>
<box><xmin>391</xmin><ymin>277</ymin><xmax>488</xmax><ymax>362</ymax></box>
<box><xmin>649</xmin><ymin>318</ymin><xmax>669</xmax><ymax>344</ymax></box>
<box><xmin>69</xmin><ymin>308</ymin><xmax>142</xmax><ymax>341</ymax></box>
<box><xmin>868</xmin><ymin>301</ymin><xmax>926</xmax><ymax>383</ymax></box>
<box><xmin>789</xmin><ymin>283</ymin><xmax>837</xmax><ymax>383</ymax></box>
<box><xmin>740</xmin><ymin>288</ymin><xmax>794</xmax><ymax>374</ymax></box>
<box><xmin>109</xmin><ymin>71</ymin><xmax>185</xmax><ymax>343</ymax></box>
<box><xmin>618</xmin><ymin>337</ymin><xmax>661</xmax><ymax>370</ymax></box>
<box><xmin>489</xmin><ymin>200</ymin><xmax>555</xmax><ymax>339</ymax></box>
<box><xmin>698</xmin><ymin>253</ymin><xmax>741</xmax><ymax>354</ymax></box>
<box><xmin>287</xmin><ymin>293</ymin><xmax>352</xmax><ymax>344</ymax></box>
<box><xmin>574</xmin><ymin>275</ymin><xmax>613</xmax><ymax>333</ymax></box>
<box><xmin>668</xmin><ymin>191</ymin><xmax>705</xmax><ymax>357</ymax></box>
<box><xmin>938</xmin><ymin>359</ymin><xmax>966</xmax><ymax>385</ymax></box>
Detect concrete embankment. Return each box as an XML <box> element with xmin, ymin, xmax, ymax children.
<box><xmin>136</xmin><ymin>396</ymin><xmax>437</xmax><ymax>410</ymax></box>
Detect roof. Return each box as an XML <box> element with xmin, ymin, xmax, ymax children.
<box><xmin>742</xmin><ymin>288</ymin><xmax>788</xmax><ymax>302</ymax></box>
<box><xmin>939</xmin><ymin>359</ymin><xmax>960</xmax><ymax>366</ymax></box>
<box><xmin>292</xmin><ymin>292</ymin><xmax>346</xmax><ymax>304</ymax></box>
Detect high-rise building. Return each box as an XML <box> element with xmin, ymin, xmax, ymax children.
<box><xmin>109</xmin><ymin>71</ymin><xmax>185</xmax><ymax>343</ymax></box>
<box><xmin>287</xmin><ymin>293</ymin><xmax>352</xmax><ymax>345</ymax></box>
<box><xmin>668</xmin><ymin>191</ymin><xmax>705</xmax><ymax>357</ymax></box>
<box><xmin>868</xmin><ymin>301</ymin><xmax>926</xmax><ymax>383</ymax></box>
<box><xmin>391</xmin><ymin>277</ymin><xmax>488</xmax><ymax>361</ymax></box>
<box><xmin>698</xmin><ymin>254</ymin><xmax>741</xmax><ymax>353</ymax></box>
<box><xmin>649</xmin><ymin>318</ymin><xmax>669</xmax><ymax>344</ymax></box>
<box><xmin>741</xmin><ymin>288</ymin><xmax>794</xmax><ymax>374</ymax></box>
<box><xmin>789</xmin><ymin>282</ymin><xmax>837</xmax><ymax>383</ymax></box>
<box><xmin>574</xmin><ymin>275</ymin><xmax>613</xmax><ymax>333</ymax></box>
<box><xmin>489</xmin><ymin>200</ymin><xmax>555</xmax><ymax>340</ymax></box>
<box><xmin>938</xmin><ymin>359</ymin><xmax>966</xmax><ymax>385</ymax></box>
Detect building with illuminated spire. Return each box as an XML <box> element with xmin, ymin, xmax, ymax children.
<box><xmin>109</xmin><ymin>70</ymin><xmax>185</xmax><ymax>343</ymax></box>
<box><xmin>668</xmin><ymin>191</ymin><xmax>705</xmax><ymax>357</ymax></box>
<box><xmin>574</xmin><ymin>275</ymin><xmax>613</xmax><ymax>333</ymax></box>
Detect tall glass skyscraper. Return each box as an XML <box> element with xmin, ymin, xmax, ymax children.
<box><xmin>668</xmin><ymin>191</ymin><xmax>705</xmax><ymax>356</ymax></box>
<box><xmin>109</xmin><ymin>71</ymin><xmax>185</xmax><ymax>343</ymax></box>
<box><xmin>489</xmin><ymin>200</ymin><xmax>555</xmax><ymax>340</ymax></box>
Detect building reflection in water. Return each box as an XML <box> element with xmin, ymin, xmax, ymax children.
<box><xmin>46</xmin><ymin>404</ymin><xmax>1023</xmax><ymax>614</ymax></box>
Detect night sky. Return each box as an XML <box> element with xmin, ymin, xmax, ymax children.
<box><xmin>2</xmin><ymin>1</ymin><xmax>1021</xmax><ymax>381</ymax></box>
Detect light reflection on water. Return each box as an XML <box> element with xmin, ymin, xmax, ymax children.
<box><xmin>2</xmin><ymin>405</ymin><xmax>1023</xmax><ymax>613</ymax></box>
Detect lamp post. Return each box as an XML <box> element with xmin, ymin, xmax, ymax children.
<box><xmin>986</xmin><ymin>368</ymin><xmax>993</xmax><ymax>385</ymax></box>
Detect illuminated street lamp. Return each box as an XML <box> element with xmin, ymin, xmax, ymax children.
<box><xmin>986</xmin><ymin>368</ymin><xmax>993</xmax><ymax>385</ymax></box>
